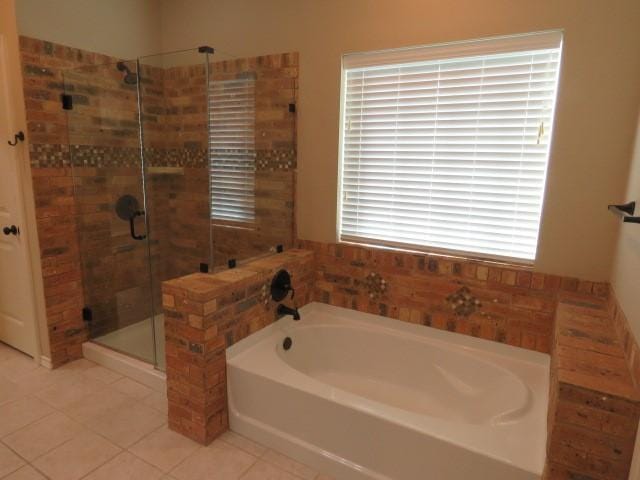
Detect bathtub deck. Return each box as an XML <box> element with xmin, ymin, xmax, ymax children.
<box><xmin>545</xmin><ymin>300</ymin><xmax>640</xmax><ymax>479</ymax></box>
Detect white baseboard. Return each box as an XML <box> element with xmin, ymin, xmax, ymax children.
<box><xmin>39</xmin><ymin>355</ymin><xmax>52</xmax><ymax>369</ymax></box>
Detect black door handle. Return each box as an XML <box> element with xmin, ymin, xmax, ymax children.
<box><xmin>3</xmin><ymin>225</ymin><xmax>18</xmax><ymax>236</ymax></box>
<box><xmin>129</xmin><ymin>211</ymin><xmax>146</xmax><ymax>240</ymax></box>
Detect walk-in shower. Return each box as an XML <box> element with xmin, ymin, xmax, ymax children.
<box><xmin>61</xmin><ymin>47</ymin><xmax>297</xmax><ymax>371</ymax></box>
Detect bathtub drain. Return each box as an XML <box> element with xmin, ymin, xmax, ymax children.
<box><xmin>283</xmin><ymin>337</ymin><xmax>292</xmax><ymax>351</ymax></box>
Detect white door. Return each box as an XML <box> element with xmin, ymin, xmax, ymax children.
<box><xmin>0</xmin><ymin>34</ymin><xmax>38</xmax><ymax>356</ymax></box>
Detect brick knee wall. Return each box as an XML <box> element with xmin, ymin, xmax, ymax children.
<box><xmin>162</xmin><ymin>250</ymin><xmax>314</xmax><ymax>444</ymax></box>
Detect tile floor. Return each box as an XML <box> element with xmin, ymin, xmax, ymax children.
<box><xmin>0</xmin><ymin>342</ymin><xmax>334</xmax><ymax>480</ymax></box>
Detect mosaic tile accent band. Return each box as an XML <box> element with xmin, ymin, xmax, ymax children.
<box><xmin>28</xmin><ymin>143</ymin><xmax>69</xmax><ymax>168</ymax></box>
<box><xmin>29</xmin><ymin>143</ymin><xmax>297</xmax><ymax>171</ymax></box>
<box><xmin>256</xmin><ymin>149</ymin><xmax>297</xmax><ymax>171</ymax></box>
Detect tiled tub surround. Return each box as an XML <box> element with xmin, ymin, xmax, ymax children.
<box><xmin>612</xmin><ymin>291</ymin><xmax>640</xmax><ymax>390</ymax></box>
<box><xmin>544</xmin><ymin>298</ymin><xmax>640</xmax><ymax>480</ymax></box>
<box><xmin>227</xmin><ymin>302</ymin><xmax>550</xmax><ymax>480</ymax></box>
<box><xmin>19</xmin><ymin>35</ymin><xmax>298</xmax><ymax>366</ymax></box>
<box><xmin>299</xmin><ymin>240</ymin><xmax>610</xmax><ymax>354</ymax></box>
<box><xmin>161</xmin><ymin>242</ymin><xmax>640</xmax><ymax>479</ymax></box>
<box><xmin>296</xmin><ymin>242</ymin><xmax>640</xmax><ymax>478</ymax></box>
<box><xmin>161</xmin><ymin>250</ymin><xmax>314</xmax><ymax>444</ymax></box>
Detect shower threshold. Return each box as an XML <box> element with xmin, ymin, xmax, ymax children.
<box><xmin>82</xmin><ymin>315</ymin><xmax>166</xmax><ymax>392</ymax></box>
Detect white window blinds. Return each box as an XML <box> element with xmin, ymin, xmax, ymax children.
<box><xmin>339</xmin><ymin>32</ymin><xmax>562</xmax><ymax>261</ymax></box>
<box><xmin>210</xmin><ymin>76</ymin><xmax>256</xmax><ymax>223</ymax></box>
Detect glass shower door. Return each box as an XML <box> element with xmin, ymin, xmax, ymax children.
<box><xmin>63</xmin><ymin>60</ymin><xmax>158</xmax><ymax>366</ymax></box>
<box><xmin>61</xmin><ymin>46</ymin><xmax>276</xmax><ymax>371</ymax></box>
<box><xmin>138</xmin><ymin>49</ymin><xmax>215</xmax><ymax>371</ymax></box>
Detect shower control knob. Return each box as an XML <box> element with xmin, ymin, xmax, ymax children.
<box><xmin>3</xmin><ymin>225</ymin><xmax>18</xmax><ymax>236</ymax></box>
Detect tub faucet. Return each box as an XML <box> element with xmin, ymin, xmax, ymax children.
<box><xmin>277</xmin><ymin>304</ymin><xmax>300</xmax><ymax>320</ymax></box>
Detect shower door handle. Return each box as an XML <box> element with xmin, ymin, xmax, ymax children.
<box><xmin>129</xmin><ymin>210</ymin><xmax>147</xmax><ymax>240</ymax></box>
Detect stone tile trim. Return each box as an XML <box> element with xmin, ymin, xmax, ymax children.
<box><xmin>29</xmin><ymin>143</ymin><xmax>69</xmax><ymax>168</ymax></box>
<box><xmin>298</xmin><ymin>240</ymin><xmax>609</xmax><ymax>354</ymax></box>
<box><xmin>69</xmin><ymin>144</ymin><xmax>140</xmax><ymax>168</ymax></box>
<box><xmin>161</xmin><ymin>250</ymin><xmax>314</xmax><ymax>444</ymax></box>
<box><xmin>544</xmin><ymin>301</ymin><xmax>640</xmax><ymax>479</ymax></box>
<box><xmin>256</xmin><ymin>149</ymin><xmax>297</xmax><ymax>171</ymax></box>
<box><xmin>29</xmin><ymin>144</ymin><xmax>297</xmax><ymax>170</ymax></box>
<box><xmin>446</xmin><ymin>286</ymin><xmax>481</xmax><ymax>316</ymax></box>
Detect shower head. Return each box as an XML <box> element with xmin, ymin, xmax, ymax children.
<box><xmin>116</xmin><ymin>61</ymin><xmax>138</xmax><ymax>85</ymax></box>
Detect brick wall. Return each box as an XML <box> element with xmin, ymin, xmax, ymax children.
<box><xmin>31</xmin><ymin>166</ymin><xmax>85</xmax><ymax>364</ymax></box>
<box><xmin>162</xmin><ymin>250</ymin><xmax>314</xmax><ymax>443</ymax></box>
<box><xmin>145</xmin><ymin>52</ymin><xmax>299</xmax><ymax>293</ymax></box>
<box><xmin>20</xmin><ymin>36</ymin><xmax>298</xmax><ymax>365</ymax></box>
<box><xmin>544</xmin><ymin>300</ymin><xmax>640</xmax><ymax>479</ymax></box>
<box><xmin>20</xmin><ymin>38</ymin><xmax>170</xmax><ymax>357</ymax></box>
<box><xmin>145</xmin><ymin>54</ymin><xmax>298</xmax><ymax>273</ymax></box>
<box><xmin>162</xmin><ymin>244</ymin><xmax>640</xmax><ymax>478</ymax></box>
<box><xmin>21</xmin><ymin>37</ymin><xmax>118</xmax><ymax>365</ymax></box>
<box><xmin>299</xmin><ymin>240</ymin><xmax>610</xmax><ymax>354</ymax></box>
<box><xmin>611</xmin><ymin>290</ymin><xmax>640</xmax><ymax>390</ymax></box>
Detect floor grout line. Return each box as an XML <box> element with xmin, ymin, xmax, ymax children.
<box><xmin>0</xmin><ymin>350</ymin><xmax>332</xmax><ymax>480</ymax></box>
<box><xmin>0</xmin><ymin>397</ymin><xmax>54</xmax><ymax>440</ymax></box>
<box><xmin>1</xmin><ymin>375</ymin><xmax>147</xmax><ymax>479</ymax></box>
<box><xmin>235</xmin><ymin>453</ymin><xmax>260</xmax><ymax>480</ymax></box>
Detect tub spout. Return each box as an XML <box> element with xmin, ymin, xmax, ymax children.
<box><xmin>277</xmin><ymin>304</ymin><xmax>300</xmax><ymax>320</ymax></box>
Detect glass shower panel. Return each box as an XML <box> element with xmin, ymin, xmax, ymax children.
<box><xmin>138</xmin><ymin>49</ymin><xmax>217</xmax><ymax>370</ymax></box>
<box><xmin>209</xmin><ymin>52</ymin><xmax>298</xmax><ymax>267</ymax></box>
<box><xmin>139</xmin><ymin>49</ymin><xmax>212</xmax><ymax>278</ymax></box>
<box><xmin>63</xmin><ymin>61</ymin><xmax>157</xmax><ymax>365</ymax></box>
<box><xmin>59</xmin><ymin>47</ymin><xmax>296</xmax><ymax>372</ymax></box>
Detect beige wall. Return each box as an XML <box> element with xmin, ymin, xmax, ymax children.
<box><xmin>160</xmin><ymin>0</ymin><xmax>640</xmax><ymax>281</ymax></box>
<box><xmin>16</xmin><ymin>0</ymin><xmax>162</xmax><ymax>59</ymax></box>
<box><xmin>13</xmin><ymin>0</ymin><xmax>640</xmax><ymax>281</ymax></box>
<box><xmin>612</xmin><ymin>113</ymin><xmax>640</xmax><ymax>340</ymax></box>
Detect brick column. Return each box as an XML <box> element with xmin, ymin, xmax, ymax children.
<box><xmin>544</xmin><ymin>302</ymin><xmax>640</xmax><ymax>479</ymax></box>
<box><xmin>161</xmin><ymin>250</ymin><xmax>314</xmax><ymax>444</ymax></box>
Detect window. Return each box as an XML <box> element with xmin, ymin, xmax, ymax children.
<box><xmin>210</xmin><ymin>76</ymin><xmax>256</xmax><ymax>224</ymax></box>
<box><xmin>338</xmin><ymin>31</ymin><xmax>562</xmax><ymax>261</ymax></box>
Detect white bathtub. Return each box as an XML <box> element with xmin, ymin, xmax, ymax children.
<box><xmin>227</xmin><ymin>302</ymin><xmax>549</xmax><ymax>480</ymax></box>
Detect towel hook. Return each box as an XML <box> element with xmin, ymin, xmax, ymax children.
<box><xmin>7</xmin><ymin>131</ymin><xmax>25</xmax><ymax>147</ymax></box>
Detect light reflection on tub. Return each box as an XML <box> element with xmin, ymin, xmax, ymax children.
<box><xmin>277</xmin><ymin>323</ymin><xmax>533</xmax><ymax>425</ymax></box>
